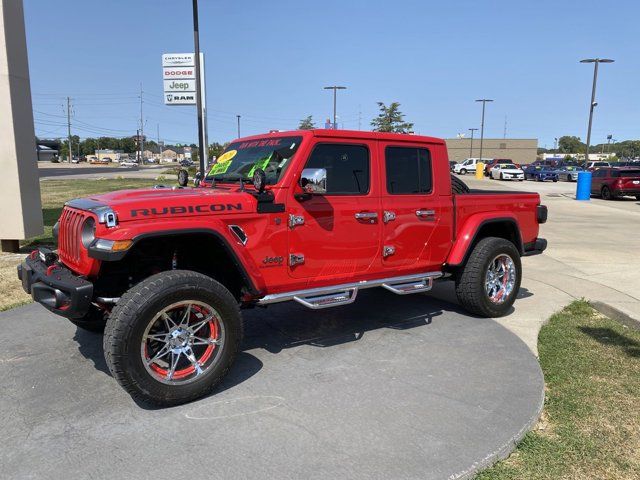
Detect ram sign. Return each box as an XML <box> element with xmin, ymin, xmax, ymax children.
<box><xmin>162</xmin><ymin>53</ymin><xmax>204</xmax><ymax>105</ymax></box>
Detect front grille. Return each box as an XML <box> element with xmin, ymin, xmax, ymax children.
<box><xmin>58</xmin><ymin>207</ymin><xmax>88</xmax><ymax>266</ymax></box>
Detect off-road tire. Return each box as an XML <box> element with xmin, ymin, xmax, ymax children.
<box><xmin>455</xmin><ymin>237</ymin><xmax>521</xmax><ymax>318</ymax></box>
<box><xmin>450</xmin><ymin>175</ymin><xmax>470</xmax><ymax>195</ymax></box>
<box><xmin>104</xmin><ymin>270</ymin><xmax>242</xmax><ymax>406</ymax></box>
<box><xmin>70</xmin><ymin>305</ymin><xmax>108</xmax><ymax>333</ymax></box>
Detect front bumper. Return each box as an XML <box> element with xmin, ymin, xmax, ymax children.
<box><xmin>18</xmin><ymin>249</ymin><xmax>93</xmax><ymax>319</ymax></box>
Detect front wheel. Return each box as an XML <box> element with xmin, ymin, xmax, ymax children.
<box><xmin>459</xmin><ymin>168</ymin><xmax>467</xmax><ymax>175</ymax></box>
<box><xmin>104</xmin><ymin>270</ymin><xmax>242</xmax><ymax>406</ymax></box>
<box><xmin>455</xmin><ymin>237</ymin><xmax>522</xmax><ymax>317</ymax></box>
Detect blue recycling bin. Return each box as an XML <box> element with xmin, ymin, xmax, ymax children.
<box><xmin>576</xmin><ymin>171</ymin><xmax>592</xmax><ymax>201</ymax></box>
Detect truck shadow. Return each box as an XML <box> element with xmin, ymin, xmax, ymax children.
<box><xmin>241</xmin><ymin>289</ymin><xmax>457</xmax><ymax>354</ymax></box>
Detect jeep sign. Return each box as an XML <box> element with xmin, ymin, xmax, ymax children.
<box><xmin>163</xmin><ymin>79</ymin><xmax>197</xmax><ymax>92</ymax></box>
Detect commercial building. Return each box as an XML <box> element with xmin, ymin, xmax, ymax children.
<box><xmin>445</xmin><ymin>138</ymin><xmax>538</xmax><ymax>164</ymax></box>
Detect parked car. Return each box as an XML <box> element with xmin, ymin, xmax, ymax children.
<box><xmin>523</xmin><ymin>165</ymin><xmax>558</xmax><ymax>182</ymax></box>
<box><xmin>484</xmin><ymin>159</ymin><xmax>518</xmax><ymax>176</ymax></box>
<box><xmin>556</xmin><ymin>166</ymin><xmax>583</xmax><ymax>182</ymax></box>
<box><xmin>18</xmin><ymin>129</ymin><xmax>547</xmax><ymax>406</ymax></box>
<box><xmin>490</xmin><ymin>163</ymin><xmax>525</xmax><ymax>181</ymax></box>
<box><xmin>585</xmin><ymin>161</ymin><xmax>610</xmax><ymax>171</ymax></box>
<box><xmin>119</xmin><ymin>160</ymin><xmax>139</xmax><ymax>168</ymax></box>
<box><xmin>590</xmin><ymin>167</ymin><xmax>640</xmax><ymax>200</ymax></box>
<box><xmin>180</xmin><ymin>159</ymin><xmax>195</xmax><ymax>167</ymax></box>
<box><xmin>452</xmin><ymin>157</ymin><xmax>492</xmax><ymax>175</ymax></box>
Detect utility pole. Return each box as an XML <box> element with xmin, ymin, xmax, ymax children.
<box><xmin>323</xmin><ymin>85</ymin><xmax>346</xmax><ymax>129</ymax></box>
<box><xmin>66</xmin><ymin>96</ymin><xmax>72</xmax><ymax>162</ymax></box>
<box><xmin>157</xmin><ymin>123</ymin><xmax>161</xmax><ymax>161</ymax></box>
<box><xmin>475</xmin><ymin>99</ymin><xmax>493</xmax><ymax>163</ymax></box>
<box><xmin>554</xmin><ymin>137</ymin><xmax>558</xmax><ymax>151</ymax></box>
<box><xmin>358</xmin><ymin>105</ymin><xmax>362</xmax><ymax>130</ymax></box>
<box><xmin>192</xmin><ymin>0</ymin><xmax>206</xmax><ymax>176</ymax></box>
<box><xmin>503</xmin><ymin>115</ymin><xmax>507</xmax><ymax>139</ymax></box>
<box><xmin>580</xmin><ymin>58</ymin><xmax>614</xmax><ymax>164</ymax></box>
<box><xmin>139</xmin><ymin>83</ymin><xmax>144</xmax><ymax>164</ymax></box>
<box><xmin>468</xmin><ymin>128</ymin><xmax>478</xmax><ymax>158</ymax></box>
<box><xmin>236</xmin><ymin>115</ymin><xmax>241</xmax><ymax>138</ymax></box>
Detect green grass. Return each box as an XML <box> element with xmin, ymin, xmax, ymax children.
<box><xmin>476</xmin><ymin>300</ymin><xmax>640</xmax><ymax>480</ymax></box>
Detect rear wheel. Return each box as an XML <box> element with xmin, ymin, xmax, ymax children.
<box><xmin>460</xmin><ymin>168</ymin><xmax>467</xmax><ymax>175</ymax></box>
<box><xmin>601</xmin><ymin>186</ymin><xmax>613</xmax><ymax>200</ymax></box>
<box><xmin>455</xmin><ymin>237</ymin><xmax>521</xmax><ymax>317</ymax></box>
<box><xmin>104</xmin><ymin>270</ymin><xmax>242</xmax><ymax>406</ymax></box>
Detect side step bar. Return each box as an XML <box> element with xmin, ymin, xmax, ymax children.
<box><xmin>257</xmin><ymin>272</ymin><xmax>442</xmax><ymax>310</ymax></box>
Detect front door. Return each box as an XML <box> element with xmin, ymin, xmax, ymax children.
<box><xmin>287</xmin><ymin>141</ymin><xmax>381</xmax><ymax>280</ymax></box>
<box><xmin>379</xmin><ymin>143</ymin><xmax>451</xmax><ymax>272</ymax></box>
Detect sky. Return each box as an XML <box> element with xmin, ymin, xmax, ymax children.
<box><xmin>24</xmin><ymin>0</ymin><xmax>640</xmax><ymax>148</ymax></box>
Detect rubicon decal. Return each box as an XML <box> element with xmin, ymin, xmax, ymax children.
<box><xmin>131</xmin><ymin>204</ymin><xmax>243</xmax><ymax>217</ymax></box>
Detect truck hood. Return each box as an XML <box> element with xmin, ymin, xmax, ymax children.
<box><xmin>68</xmin><ymin>186</ymin><xmax>257</xmax><ymax>222</ymax></box>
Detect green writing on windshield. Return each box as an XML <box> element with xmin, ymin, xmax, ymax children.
<box><xmin>247</xmin><ymin>153</ymin><xmax>273</xmax><ymax>178</ymax></box>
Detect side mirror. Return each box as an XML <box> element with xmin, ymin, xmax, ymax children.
<box><xmin>177</xmin><ymin>169</ymin><xmax>189</xmax><ymax>187</ymax></box>
<box><xmin>299</xmin><ymin>168</ymin><xmax>327</xmax><ymax>194</ymax></box>
<box><xmin>194</xmin><ymin>171</ymin><xmax>202</xmax><ymax>187</ymax></box>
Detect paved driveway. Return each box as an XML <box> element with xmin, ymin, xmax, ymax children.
<box><xmin>1</xmin><ymin>288</ymin><xmax>543</xmax><ymax>480</ymax></box>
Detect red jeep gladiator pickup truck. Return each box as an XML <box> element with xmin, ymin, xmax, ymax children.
<box><xmin>19</xmin><ymin>129</ymin><xmax>547</xmax><ymax>406</ymax></box>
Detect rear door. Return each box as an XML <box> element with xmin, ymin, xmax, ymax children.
<box><xmin>379</xmin><ymin>142</ymin><xmax>451</xmax><ymax>272</ymax></box>
<box><xmin>591</xmin><ymin>168</ymin><xmax>607</xmax><ymax>193</ymax></box>
<box><xmin>287</xmin><ymin>140</ymin><xmax>381</xmax><ymax>279</ymax></box>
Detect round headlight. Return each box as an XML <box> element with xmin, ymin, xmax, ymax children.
<box><xmin>81</xmin><ymin>217</ymin><xmax>96</xmax><ymax>248</ymax></box>
<box><xmin>253</xmin><ymin>168</ymin><xmax>266</xmax><ymax>193</ymax></box>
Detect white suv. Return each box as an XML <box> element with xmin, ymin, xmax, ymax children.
<box><xmin>452</xmin><ymin>158</ymin><xmax>493</xmax><ymax>175</ymax></box>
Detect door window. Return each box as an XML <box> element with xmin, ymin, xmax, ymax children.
<box><xmin>385</xmin><ymin>147</ymin><xmax>432</xmax><ymax>194</ymax></box>
<box><xmin>304</xmin><ymin>143</ymin><xmax>370</xmax><ymax>195</ymax></box>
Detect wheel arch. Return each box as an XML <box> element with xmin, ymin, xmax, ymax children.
<box><xmin>446</xmin><ymin>217</ymin><xmax>523</xmax><ymax>269</ymax></box>
<box><xmin>94</xmin><ymin>228</ymin><xmax>263</xmax><ymax>301</ymax></box>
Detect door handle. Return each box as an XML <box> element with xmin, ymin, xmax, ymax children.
<box><xmin>416</xmin><ymin>209</ymin><xmax>436</xmax><ymax>219</ymax></box>
<box><xmin>355</xmin><ymin>211</ymin><xmax>378</xmax><ymax>220</ymax></box>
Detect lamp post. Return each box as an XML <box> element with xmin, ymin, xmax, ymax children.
<box><xmin>580</xmin><ymin>58</ymin><xmax>614</xmax><ymax>165</ymax></box>
<box><xmin>236</xmin><ymin>115</ymin><xmax>241</xmax><ymax>138</ymax></box>
<box><xmin>468</xmin><ymin>128</ymin><xmax>478</xmax><ymax>158</ymax></box>
<box><xmin>475</xmin><ymin>99</ymin><xmax>493</xmax><ymax>165</ymax></box>
<box><xmin>192</xmin><ymin>0</ymin><xmax>206</xmax><ymax>176</ymax></box>
<box><xmin>323</xmin><ymin>86</ymin><xmax>346</xmax><ymax>129</ymax></box>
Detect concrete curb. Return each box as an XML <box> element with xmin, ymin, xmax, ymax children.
<box><xmin>591</xmin><ymin>301</ymin><xmax>640</xmax><ymax>331</ymax></box>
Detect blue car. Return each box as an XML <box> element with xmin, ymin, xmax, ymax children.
<box><xmin>524</xmin><ymin>165</ymin><xmax>558</xmax><ymax>182</ymax></box>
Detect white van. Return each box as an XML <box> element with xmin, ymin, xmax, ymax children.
<box><xmin>452</xmin><ymin>158</ymin><xmax>493</xmax><ymax>175</ymax></box>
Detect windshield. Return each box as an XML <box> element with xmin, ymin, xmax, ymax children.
<box><xmin>206</xmin><ymin>136</ymin><xmax>303</xmax><ymax>184</ymax></box>
<box><xmin>502</xmin><ymin>164</ymin><xmax>517</xmax><ymax>169</ymax></box>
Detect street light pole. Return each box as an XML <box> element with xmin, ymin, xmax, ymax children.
<box><xmin>236</xmin><ymin>115</ymin><xmax>241</xmax><ymax>138</ymax></box>
<box><xmin>192</xmin><ymin>0</ymin><xmax>205</xmax><ymax>176</ymax></box>
<box><xmin>475</xmin><ymin>99</ymin><xmax>493</xmax><ymax>164</ymax></box>
<box><xmin>468</xmin><ymin>128</ymin><xmax>478</xmax><ymax>158</ymax></box>
<box><xmin>323</xmin><ymin>86</ymin><xmax>346</xmax><ymax>129</ymax></box>
<box><xmin>580</xmin><ymin>58</ymin><xmax>614</xmax><ymax>165</ymax></box>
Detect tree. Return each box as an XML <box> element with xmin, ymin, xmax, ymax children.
<box><xmin>370</xmin><ymin>102</ymin><xmax>414</xmax><ymax>133</ymax></box>
<box><xmin>298</xmin><ymin>115</ymin><xmax>315</xmax><ymax>130</ymax></box>
<box><xmin>558</xmin><ymin>136</ymin><xmax>584</xmax><ymax>154</ymax></box>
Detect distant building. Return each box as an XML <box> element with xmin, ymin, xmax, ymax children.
<box><xmin>542</xmin><ymin>152</ymin><xmax>616</xmax><ymax>161</ymax></box>
<box><xmin>94</xmin><ymin>149</ymin><xmax>125</xmax><ymax>162</ymax></box>
<box><xmin>445</xmin><ymin>138</ymin><xmax>538</xmax><ymax>164</ymax></box>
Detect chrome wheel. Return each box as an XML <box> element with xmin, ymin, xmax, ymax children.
<box><xmin>485</xmin><ymin>254</ymin><xmax>516</xmax><ymax>304</ymax></box>
<box><xmin>141</xmin><ymin>300</ymin><xmax>225</xmax><ymax>385</ymax></box>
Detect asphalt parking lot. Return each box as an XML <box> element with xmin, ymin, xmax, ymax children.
<box><xmin>0</xmin><ymin>289</ymin><xmax>543</xmax><ymax>480</ymax></box>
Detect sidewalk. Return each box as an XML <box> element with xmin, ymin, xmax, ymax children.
<box><xmin>438</xmin><ymin>176</ymin><xmax>640</xmax><ymax>355</ymax></box>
